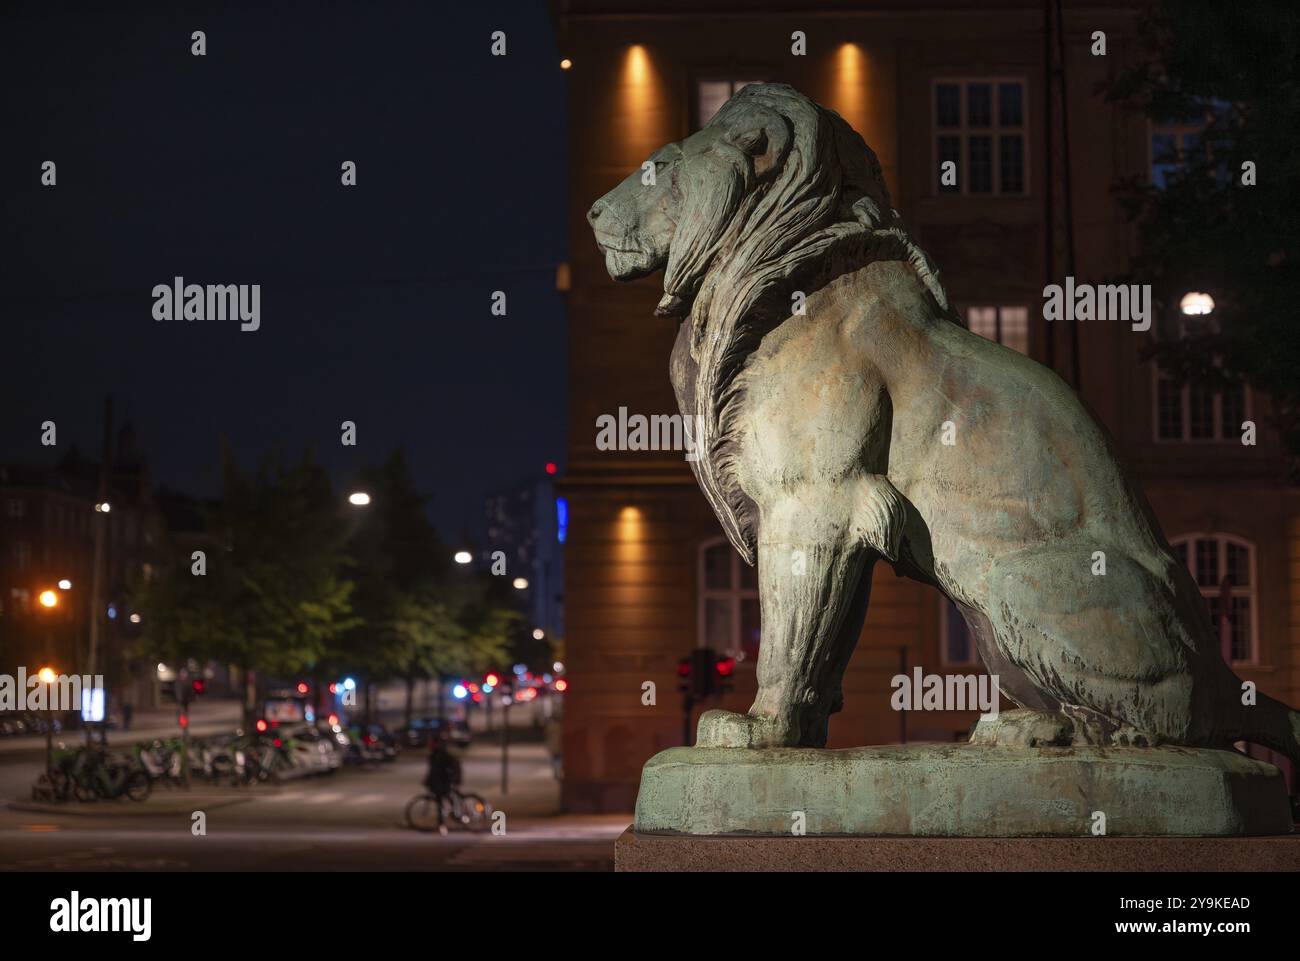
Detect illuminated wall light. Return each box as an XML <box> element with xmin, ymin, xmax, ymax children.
<box><xmin>620</xmin><ymin>44</ymin><xmax>669</xmax><ymax>156</ymax></box>
<box><xmin>833</xmin><ymin>43</ymin><xmax>866</xmax><ymax>134</ymax></box>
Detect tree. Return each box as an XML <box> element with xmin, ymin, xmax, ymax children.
<box><xmin>138</xmin><ymin>447</ymin><xmax>357</xmax><ymax>724</ymax></box>
<box><xmin>336</xmin><ymin>448</ymin><xmax>516</xmax><ymax>724</ymax></box>
<box><xmin>1107</xmin><ymin>2</ymin><xmax>1300</xmax><ymax>472</ymax></box>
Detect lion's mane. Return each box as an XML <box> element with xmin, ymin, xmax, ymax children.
<box><xmin>667</xmin><ymin>83</ymin><xmax>949</xmax><ymax>565</ymax></box>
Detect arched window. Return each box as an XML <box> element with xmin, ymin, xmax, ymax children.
<box><xmin>1170</xmin><ymin>533</ymin><xmax>1257</xmax><ymax>664</ymax></box>
<box><xmin>698</xmin><ymin>538</ymin><xmax>760</xmax><ymax>662</ymax></box>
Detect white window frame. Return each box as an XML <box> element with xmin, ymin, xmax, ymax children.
<box><xmin>697</xmin><ymin>536</ymin><xmax>759</xmax><ymax>663</ymax></box>
<box><xmin>1170</xmin><ymin>533</ymin><xmax>1258</xmax><ymax>665</ymax></box>
<box><xmin>962</xmin><ymin>304</ymin><xmax>1031</xmax><ymax>355</ymax></box>
<box><xmin>931</xmin><ymin>77</ymin><xmax>1030</xmax><ymax>197</ymax></box>
<box><xmin>692</xmin><ymin>77</ymin><xmax>765</xmax><ymax>131</ymax></box>
<box><xmin>1151</xmin><ymin>365</ymin><xmax>1251</xmax><ymax>443</ymax></box>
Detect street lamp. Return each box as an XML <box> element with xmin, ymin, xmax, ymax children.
<box><xmin>38</xmin><ymin>589</ymin><xmax>58</xmax><ymax>609</ymax></box>
<box><xmin>1179</xmin><ymin>292</ymin><xmax>1215</xmax><ymax>316</ymax></box>
<box><xmin>57</xmin><ymin>579</ymin><xmax>72</xmax><ymax>590</ymax></box>
<box><xmin>532</xmin><ymin>628</ymin><xmax>545</xmax><ymax>641</ymax></box>
<box><xmin>94</xmin><ymin>502</ymin><xmax>111</xmax><ymax>513</ymax></box>
<box><xmin>454</xmin><ymin>550</ymin><xmax>472</xmax><ymax>565</ymax></box>
<box><xmin>512</xmin><ymin>577</ymin><xmax>529</xmax><ymax>590</ymax></box>
<box><xmin>347</xmin><ymin>491</ymin><xmax>371</xmax><ymax>506</ymax></box>
<box><xmin>37</xmin><ymin>666</ymin><xmax>56</xmax><ymax>773</ymax></box>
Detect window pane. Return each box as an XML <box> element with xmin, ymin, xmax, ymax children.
<box><xmin>1173</xmin><ymin>541</ymin><xmax>1189</xmax><ymax>568</ymax></box>
<box><xmin>943</xmin><ymin>599</ymin><xmax>972</xmax><ymax>663</ymax></box>
<box><xmin>1157</xmin><ymin>377</ymin><xmax>1183</xmax><ymax>440</ymax></box>
<box><xmin>999</xmin><ymin>307</ymin><xmax>1029</xmax><ymax>353</ymax></box>
<box><xmin>704</xmin><ymin>599</ymin><xmax>732</xmax><ymax>650</ymax></box>
<box><xmin>1220</xmin><ymin>383</ymin><xmax>1245</xmax><ymax>437</ymax></box>
<box><xmin>937</xmin><ymin>135</ymin><xmax>960</xmax><ymax>193</ymax></box>
<box><xmin>999</xmin><ymin>134</ymin><xmax>1024</xmax><ymax>193</ymax></box>
<box><xmin>998</xmin><ymin>82</ymin><xmax>1023</xmax><ymax>127</ymax></box>
<box><xmin>1194</xmin><ymin>538</ymin><xmax>1219</xmax><ymax>588</ymax></box>
<box><xmin>738</xmin><ymin>557</ymin><xmax>758</xmax><ymax>590</ymax></box>
<box><xmin>966</xmin><ymin>306</ymin><xmax>997</xmax><ymax>340</ymax></box>
<box><xmin>1188</xmin><ymin>384</ymin><xmax>1214</xmax><ymax>438</ymax></box>
<box><xmin>936</xmin><ymin>84</ymin><xmax>960</xmax><ymax>127</ymax></box>
<box><xmin>697</xmin><ymin>80</ymin><xmax>731</xmax><ymax>127</ymax></box>
<box><xmin>740</xmin><ymin>598</ymin><xmax>761</xmax><ymax>662</ymax></box>
<box><xmin>1230</xmin><ymin>597</ymin><xmax>1252</xmax><ymax>662</ymax></box>
<box><xmin>967</xmin><ymin>83</ymin><xmax>992</xmax><ymax>127</ymax></box>
<box><xmin>968</xmin><ymin>135</ymin><xmax>992</xmax><ymax>193</ymax></box>
<box><xmin>1225</xmin><ymin>541</ymin><xmax>1250</xmax><ymax>587</ymax></box>
<box><xmin>704</xmin><ymin>543</ymin><xmax>732</xmax><ymax>589</ymax></box>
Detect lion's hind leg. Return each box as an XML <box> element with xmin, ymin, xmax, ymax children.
<box><xmin>981</xmin><ymin>542</ymin><xmax>1195</xmax><ymax>748</ymax></box>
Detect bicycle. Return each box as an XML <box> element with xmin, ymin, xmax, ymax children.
<box><xmin>405</xmin><ymin>788</ymin><xmax>491</xmax><ymax>832</ymax></box>
<box><xmin>62</xmin><ymin>746</ymin><xmax>151</xmax><ymax>802</ymax></box>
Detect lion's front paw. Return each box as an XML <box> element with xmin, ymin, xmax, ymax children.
<box><xmin>969</xmin><ymin>708</ymin><xmax>1073</xmax><ymax>748</ymax></box>
<box><xmin>696</xmin><ymin>709</ymin><xmax>795</xmax><ymax>748</ymax></box>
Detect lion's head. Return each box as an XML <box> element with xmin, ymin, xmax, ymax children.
<box><xmin>588</xmin><ymin>83</ymin><xmax>948</xmax><ymax>564</ymax></box>
<box><xmin>588</xmin><ymin>83</ymin><xmax>918</xmax><ymax>319</ymax></box>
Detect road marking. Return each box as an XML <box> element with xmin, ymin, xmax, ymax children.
<box><xmin>306</xmin><ymin>792</ymin><xmax>344</xmax><ymax>805</ymax></box>
<box><xmin>264</xmin><ymin>791</ymin><xmax>304</xmax><ymax>803</ymax></box>
<box><xmin>350</xmin><ymin>793</ymin><xmax>386</xmax><ymax>805</ymax></box>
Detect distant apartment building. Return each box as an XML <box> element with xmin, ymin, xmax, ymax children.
<box><xmin>485</xmin><ymin>470</ymin><xmax>567</xmax><ymax>646</ymax></box>
<box><xmin>551</xmin><ymin>0</ymin><xmax>1300</xmax><ymax>811</ymax></box>
<box><xmin>0</xmin><ymin>426</ymin><xmax>163</xmax><ymax>715</ymax></box>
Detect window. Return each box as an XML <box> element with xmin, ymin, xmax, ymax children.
<box><xmin>698</xmin><ymin>538</ymin><xmax>760</xmax><ymax>662</ymax></box>
<box><xmin>1154</xmin><ymin>364</ymin><xmax>1248</xmax><ymax>442</ymax></box>
<box><xmin>939</xmin><ymin>598</ymin><xmax>978</xmax><ymax>665</ymax></box>
<box><xmin>965</xmin><ymin>306</ymin><xmax>1030</xmax><ymax>354</ymax></box>
<box><xmin>1150</xmin><ymin>99</ymin><xmax>1229</xmax><ymax>189</ymax></box>
<box><xmin>694</xmin><ymin>79</ymin><xmax>762</xmax><ymax>130</ymax></box>
<box><xmin>934</xmin><ymin>79</ymin><xmax>1027</xmax><ymax>195</ymax></box>
<box><xmin>1171</xmin><ymin>534</ymin><xmax>1256</xmax><ymax>664</ymax></box>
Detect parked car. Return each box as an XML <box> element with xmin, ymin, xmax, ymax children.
<box><xmin>344</xmin><ymin>722</ymin><xmax>399</xmax><ymax>762</ymax></box>
<box><xmin>398</xmin><ymin>716</ymin><xmax>471</xmax><ymax>749</ymax></box>
<box><xmin>279</xmin><ymin>724</ymin><xmax>340</xmax><ymax>776</ymax></box>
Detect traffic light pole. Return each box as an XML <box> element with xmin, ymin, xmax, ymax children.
<box><xmin>500</xmin><ymin>693</ymin><xmax>510</xmax><ymax>794</ymax></box>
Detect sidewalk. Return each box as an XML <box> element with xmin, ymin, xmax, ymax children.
<box><xmin>0</xmin><ymin>698</ymin><xmax>243</xmax><ymax>755</ymax></box>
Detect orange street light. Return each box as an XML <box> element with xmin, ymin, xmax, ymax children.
<box><xmin>38</xmin><ymin>666</ymin><xmax>57</xmax><ymax>684</ymax></box>
<box><xmin>38</xmin><ymin>589</ymin><xmax>59</xmax><ymax>609</ymax></box>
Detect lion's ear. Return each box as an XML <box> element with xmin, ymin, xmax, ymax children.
<box><xmin>728</xmin><ymin>127</ymin><xmax>768</xmax><ymax>157</ymax></box>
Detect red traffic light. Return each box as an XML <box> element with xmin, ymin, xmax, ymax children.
<box><xmin>178</xmin><ymin>713</ymin><xmax>188</xmax><ymax>729</ymax></box>
<box><xmin>192</xmin><ymin>679</ymin><xmax>205</xmax><ymax>694</ymax></box>
<box><xmin>255</xmin><ymin>719</ymin><xmax>268</xmax><ymax>733</ymax></box>
<box><xmin>715</xmin><ymin>657</ymin><xmax>736</xmax><ymax>677</ymax></box>
<box><xmin>676</xmin><ymin>658</ymin><xmax>691</xmax><ymax>678</ymax></box>
<box><xmin>296</xmin><ymin>682</ymin><xmax>308</xmax><ymax>695</ymax></box>
<box><xmin>485</xmin><ymin>672</ymin><xmax>501</xmax><ymax>688</ymax></box>
<box><xmin>554</xmin><ymin>678</ymin><xmax>568</xmax><ymax>693</ymax></box>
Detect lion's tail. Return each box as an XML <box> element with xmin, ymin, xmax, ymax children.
<box><xmin>1237</xmin><ymin>690</ymin><xmax>1300</xmax><ymax>782</ymax></box>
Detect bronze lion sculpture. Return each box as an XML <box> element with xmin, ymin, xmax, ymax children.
<box><xmin>588</xmin><ymin>83</ymin><xmax>1300</xmax><ymax>771</ymax></box>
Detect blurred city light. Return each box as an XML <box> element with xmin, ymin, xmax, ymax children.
<box><xmin>57</xmin><ymin>579</ymin><xmax>72</xmax><ymax>590</ymax></box>
<box><xmin>454</xmin><ymin>550</ymin><xmax>472</xmax><ymax>564</ymax></box>
<box><xmin>1180</xmin><ymin>291</ymin><xmax>1215</xmax><ymax>316</ymax></box>
<box><xmin>348</xmin><ymin>491</ymin><xmax>371</xmax><ymax>506</ymax></box>
<box><xmin>512</xmin><ymin>577</ymin><xmax>529</xmax><ymax>590</ymax></box>
<box><xmin>38</xmin><ymin>590</ymin><xmax>58</xmax><ymax>609</ymax></box>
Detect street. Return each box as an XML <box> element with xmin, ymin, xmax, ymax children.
<box><xmin>0</xmin><ymin>721</ymin><xmax>624</xmax><ymax>871</ymax></box>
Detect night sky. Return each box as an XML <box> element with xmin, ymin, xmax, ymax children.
<box><xmin>0</xmin><ymin>0</ymin><xmax>568</xmax><ymax>539</ymax></box>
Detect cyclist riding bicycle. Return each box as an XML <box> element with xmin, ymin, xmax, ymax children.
<box><xmin>422</xmin><ymin>734</ymin><xmax>462</xmax><ymax>834</ymax></box>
